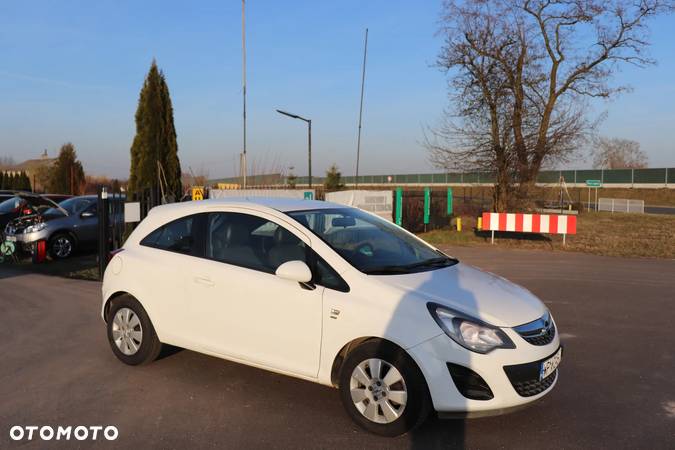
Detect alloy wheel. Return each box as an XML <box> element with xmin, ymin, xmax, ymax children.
<box><xmin>111</xmin><ymin>307</ymin><xmax>143</xmax><ymax>356</ymax></box>
<box><xmin>349</xmin><ymin>358</ymin><xmax>408</xmax><ymax>424</ymax></box>
<box><xmin>52</xmin><ymin>236</ymin><xmax>72</xmax><ymax>258</ymax></box>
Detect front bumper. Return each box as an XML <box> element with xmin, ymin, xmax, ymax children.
<box><xmin>4</xmin><ymin>230</ymin><xmax>50</xmax><ymax>255</ymax></box>
<box><xmin>5</xmin><ymin>229</ymin><xmax>49</xmax><ymax>245</ymax></box>
<box><xmin>408</xmin><ymin>328</ymin><xmax>561</xmax><ymax>415</ymax></box>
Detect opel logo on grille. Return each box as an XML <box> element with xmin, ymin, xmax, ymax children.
<box><xmin>538</xmin><ymin>322</ymin><xmax>552</xmax><ymax>336</ymax></box>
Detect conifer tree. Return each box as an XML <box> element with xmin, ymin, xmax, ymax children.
<box><xmin>20</xmin><ymin>171</ymin><xmax>31</xmax><ymax>190</ymax></box>
<box><xmin>49</xmin><ymin>143</ymin><xmax>85</xmax><ymax>194</ymax></box>
<box><xmin>129</xmin><ymin>60</ymin><xmax>182</xmax><ymax>201</ymax></box>
<box><xmin>324</xmin><ymin>164</ymin><xmax>344</xmax><ymax>191</ymax></box>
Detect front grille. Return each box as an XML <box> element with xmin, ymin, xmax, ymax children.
<box><xmin>522</xmin><ymin>322</ymin><xmax>556</xmax><ymax>345</ymax></box>
<box><xmin>509</xmin><ymin>370</ymin><xmax>557</xmax><ymax>397</ymax></box>
<box><xmin>503</xmin><ymin>347</ymin><xmax>562</xmax><ymax>397</ymax></box>
<box><xmin>514</xmin><ymin>312</ymin><xmax>556</xmax><ymax>346</ymax></box>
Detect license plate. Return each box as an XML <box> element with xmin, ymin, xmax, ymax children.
<box><xmin>5</xmin><ymin>235</ymin><xmax>16</xmax><ymax>242</ymax></box>
<box><xmin>540</xmin><ymin>348</ymin><xmax>562</xmax><ymax>380</ymax></box>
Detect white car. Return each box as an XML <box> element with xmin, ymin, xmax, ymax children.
<box><xmin>101</xmin><ymin>198</ymin><xmax>561</xmax><ymax>436</ymax></box>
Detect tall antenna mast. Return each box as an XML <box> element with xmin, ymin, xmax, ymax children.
<box><xmin>241</xmin><ymin>0</ymin><xmax>247</xmax><ymax>188</ymax></box>
<box><xmin>355</xmin><ymin>28</ymin><xmax>368</xmax><ymax>189</ymax></box>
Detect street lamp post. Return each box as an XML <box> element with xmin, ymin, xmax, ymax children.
<box><xmin>276</xmin><ymin>109</ymin><xmax>312</xmax><ymax>188</ymax></box>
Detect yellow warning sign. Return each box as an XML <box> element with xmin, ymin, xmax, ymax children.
<box><xmin>191</xmin><ymin>186</ymin><xmax>204</xmax><ymax>201</ymax></box>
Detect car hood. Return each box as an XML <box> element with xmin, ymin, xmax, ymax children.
<box><xmin>380</xmin><ymin>262</ymin><xmax>546</xmax><ymax>327</ymax></box>
<box><xmin>21</xmin><ymin>194</ymin><xmax>67</xmax><ymax>214</ymax></box>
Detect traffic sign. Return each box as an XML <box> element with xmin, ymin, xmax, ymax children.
<box><xmin>191</xmin><ymin>186</ymin><xmax>204</xmax><ymax>200</ymax></box>
<box><xmin>585</xmin><ymin>180</ymin><xmax>602</xmax><ymax>188</ymax></box>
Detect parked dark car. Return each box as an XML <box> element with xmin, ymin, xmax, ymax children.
<box><xmin>4</xmin><ymin>195</ymin><xmax>99</xmax><ymax>259</ymax></box>
<box><xmin>0</xmin><ymin>193</ymin><xmax>64</xmax><ymax>232</ymax></box>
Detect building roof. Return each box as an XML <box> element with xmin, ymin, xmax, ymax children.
<box><xmin>14</xmin><ymin>157</ymin><xmax>57</xmax><ymax>172</ymax></box>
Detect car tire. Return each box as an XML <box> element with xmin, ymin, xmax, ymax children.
<box><xmin>49</xmin><ymin>233</ymin><xmax>75</xmax><ymax>259</ymax></box>
<box><xmin>106</xmin><ymin>295</ymin><xmax>163</xmax><ymax>366</ymax></box>
<box><xmin>338</xmin><ymin>340</ymin><xmax>432</xmax><ymax>436</ymax></box>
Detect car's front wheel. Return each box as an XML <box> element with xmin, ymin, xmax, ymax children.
<box><xmin>106</xmin><ymin>295</ymin><xmax>162</xmax><ymax>365</ymax></box>
<box><xmin>49</xmin><ymin>233</ymin><xmax>75</xmax><ymax>259</ymax></box>
<box><xmin>338</xmin><ymin>340</ymin><xmax>431</xmax><ymax>436</ymax></box>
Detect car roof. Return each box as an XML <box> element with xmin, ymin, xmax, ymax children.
<box><xmin>63</xmin><ymin>195</ymin><xmax>97</xmax><ymax>200</ymax></box>
<box><xmin>151</xmin><ymin>197</ymin><xmax>347</xmax><ymax>215</ymax></box>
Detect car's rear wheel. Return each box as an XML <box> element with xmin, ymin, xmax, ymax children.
<box><xmin>106</xmin><ymin>295</ymin><xmax>162</xmax><ymax>365</ymax></box>
<box><xmin>338</xmin><ymin>340</ymin><xmax>431</xmax><ymax>436</ymax></box>
<box><xmin>49</xmin><ymin>233</ymin><xmax>74</xmax><ymax>259</ymax></box>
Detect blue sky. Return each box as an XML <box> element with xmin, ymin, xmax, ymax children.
<box><xmin>0</xmin><ymin>1</ymin><xmax>673</xmax><ymax>179</ymax></box>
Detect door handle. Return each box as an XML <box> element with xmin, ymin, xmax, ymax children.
<box><xmin>194</xmin><ymin>276</ymin><xmax>214</xmax><ymax>287</ymax></box>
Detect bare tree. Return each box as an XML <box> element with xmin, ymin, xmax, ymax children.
<box><xmin>0</xmin><ymin>156</ymin><xmax>16</xmax><ymax>170</ymax></box>
<box><xmin>429</xmin><ymin>0</ymin><xmax>671</xmax><ymax>210</ymax></box>
<box><xmin>592</xmin><ymin>137</ymin><xmax>648</xmax><ymax>169</ymax></box>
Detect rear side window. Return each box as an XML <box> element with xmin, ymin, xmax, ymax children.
<box><xmin>141</xmin><ymin>214</ymin><xmax>200</xmax><ymax>256</ymax></box>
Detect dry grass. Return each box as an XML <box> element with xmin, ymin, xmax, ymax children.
<box><xmin>419</xmin><ymin>212</ymin><xmax>675</xmax><ymax>259</ymax></box>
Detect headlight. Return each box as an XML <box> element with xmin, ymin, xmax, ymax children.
<box><xmin>24</xmin><ymin>222</ymin><xmax>46</xmax><ymax>234</ymax></box>
<box><xmin>427</xmin><ymin>303</ymin><xmax>515</xmax><ymax>354</ymax></box>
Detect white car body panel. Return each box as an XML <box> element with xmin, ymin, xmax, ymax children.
<box><xmin>382</xmin><ymin>263</ymin><xmax>546</xmax><ymax>327</ymax></box>
<box><xmin>102</xmin><ymin>198</ymin><xmax>560</xmax><ymax>414</ymax></box>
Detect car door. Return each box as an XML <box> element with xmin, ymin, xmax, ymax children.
<box><xmin>186</xmin><ymin>210</ymin><xmax>324</xmax><ymax>379</ymax></box>
<box><xmin>74</xmin><ymin>201</ymin><xmax>98</xmax><ymax>245</ymax></box>
<box><xmin>136</xmin><ymin>213</ymin><xmax>204</xmax><ymax>346</ymax></box>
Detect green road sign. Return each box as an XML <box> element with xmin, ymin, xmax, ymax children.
<box><xmin>395</xmin><ymin>188</ymin><xmax>403</xmax><ymax>226</ymax></box>
<box><xmin>585</xmin><ymin>180</ymin><xmax>602</xmax><ymax>187</ymax></box>
<box><xmin>303</xmin><ymin>191</ymin><xmax>314</xmax><ymax>200</ymax></box>
<box><xmin>447</xmin><ymin>187</ymin><xmax>453</xmax><ymax>215</ymax></box>
<box><xmin>423</xmin><ymin>187</ymin><xmax>430</xmax><ymax>225</ymax></box>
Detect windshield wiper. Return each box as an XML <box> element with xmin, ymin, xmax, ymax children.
<box><xmin>363</xmin><ymin>257</ymin><xmax>458</xmax><ymax>275</ymax></box>
<box><xmin>404</xmin><ymin>256</ymin><xmax>458</xmax><ymax>270</ymax></box>
<box><xmin>362</xmin><ymin>265</ymin><xmax>413</xmax><ymax>275</ymax></box>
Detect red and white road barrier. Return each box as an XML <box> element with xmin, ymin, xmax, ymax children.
<box><xmin>481</xmin><ymin>212</ymin><xmax>577</xmax><ymax>244</ymax></box>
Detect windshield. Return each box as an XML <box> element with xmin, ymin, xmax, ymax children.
<box><xmin>46</xmin><ymin>197</ymin><xmax>93</xmax><ymax>215</ymax></box>
<box><xmin>287</xmin><ymin>208</ymin><xmax>458</xmax><ymax>274</ymax></box>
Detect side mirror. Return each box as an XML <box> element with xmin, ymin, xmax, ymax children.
<box><xmin>81</xmin><ymin>211</ymin><xmax>95</xmax><ymax>218</ymax></box>
<box><xmin>275</xmin><ymin>260</ymin><xmax>312</xmax><ymax>283</ymax></box>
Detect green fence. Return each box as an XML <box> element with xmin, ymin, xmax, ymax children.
<box><xmin>211</xmin><ymin>168</ymin><xmax>674</xmax><ymax>187</ymax></box>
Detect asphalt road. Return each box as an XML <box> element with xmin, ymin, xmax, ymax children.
<box><xmin>1</xmin><ymin>247</ymin><xmax>674</xmax><ymax>449</ymax></box>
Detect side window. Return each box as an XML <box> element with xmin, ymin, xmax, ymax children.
<box><xmin>204</xmin><ymin>212</ymin><xmax>349</xmax><ymax>291</ymax></box>
<box><xmin>84</xmin><ymin>202</ymin><xmax>97</xmax><ymax>215</ymax></box>
<box><xmin>312</xmin><ymin>251</ymin><xmax>350</xmax><ymax>292</ymax></box>
<box><xmin>141</xmin><ymin>215</ymin><xmax>198</xmax><ymax>256</ymax></box>
<box><xmin>206</xmin><ymin>212</ymin><xmax>308</xmax><ymax>274</ymax></box>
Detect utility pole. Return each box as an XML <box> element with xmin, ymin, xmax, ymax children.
<box><xmin>241</xmin><ymin>0</ymin><xmax>247</xmax><ymax>188</ymax></box>
<box><xmin>355</xmin><ymin>28</ymin><xmax>368</xmax><ymax>189</ymax></box>
<box><xmin>308</xmin><ymin>119</ymin><xmax>312</xmax><ymax>188</ymax></box>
